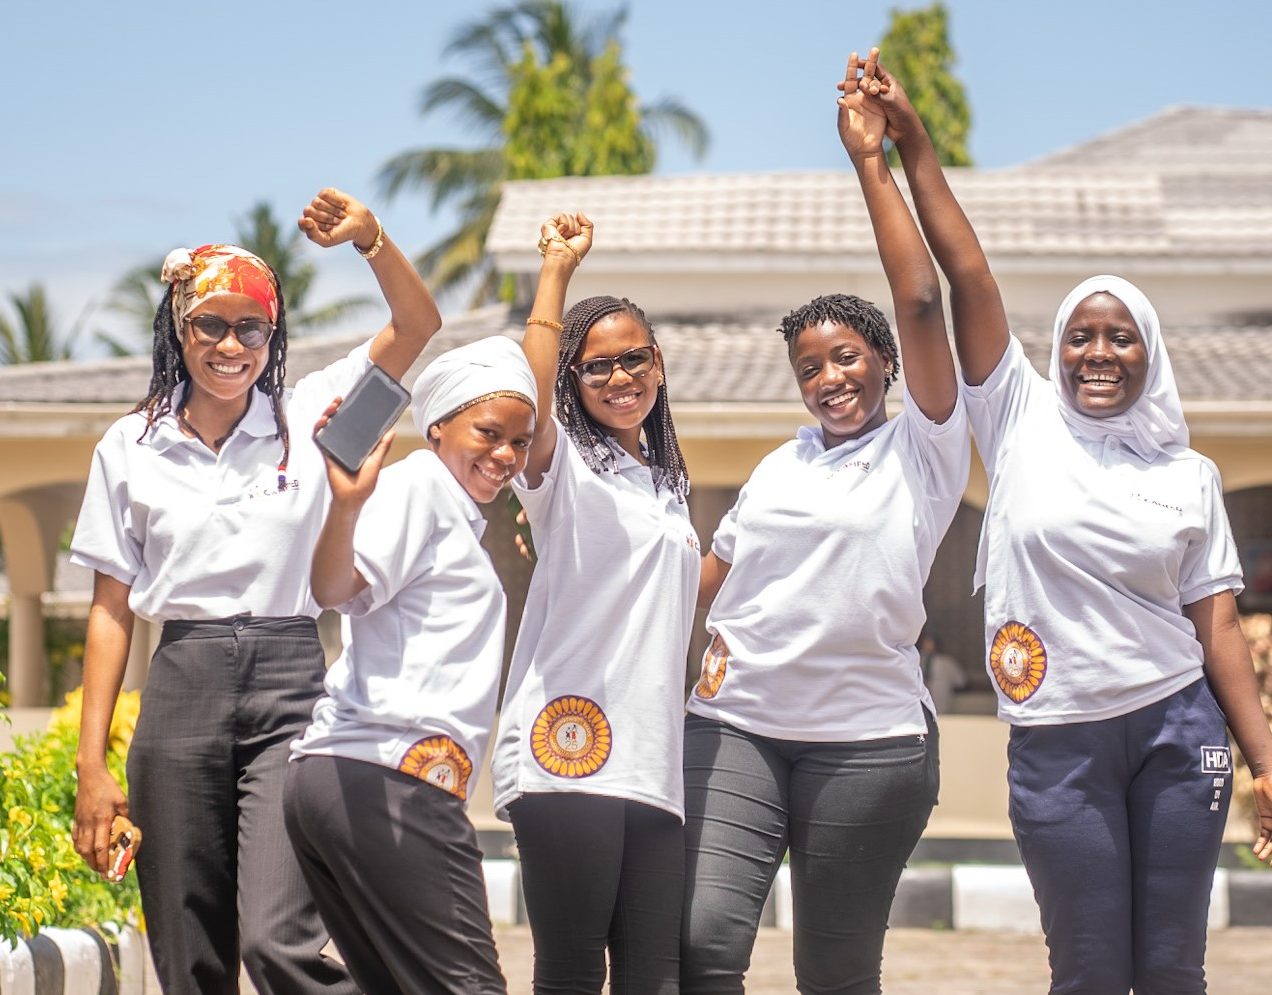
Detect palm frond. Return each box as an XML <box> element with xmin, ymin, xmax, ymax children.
<box><xmin>419</xmin><ymin>77</ymin><xmax>505</xmax><ymax>134</ymax></box>
<box><xmin>640</xmin><ymin>97</ymin><xmax>711</xmax><ymax>161</ymax></box>
<box><xmin>377</xmin><ymin>147</ymin><xmax>505</xmax><ymax>208</ymax></box>
<box><xmin>292</xmin><ymin>295</ymin><xmax>377</xmax><ymax>330</ymax></box>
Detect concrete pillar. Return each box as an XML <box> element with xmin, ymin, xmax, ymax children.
<box><xmin>7</xmin><ymin>593</ymin><xmax>48</xmax><ymax>706</ymax></box>
<box><xmin>121</xmin><ymin>617</ymin><xmax>154</xmax><ymax>692</ymax></box>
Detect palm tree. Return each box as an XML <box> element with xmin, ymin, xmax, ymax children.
<box><xmin>0</xmin><ymin>285</ymin><xmax>76</xmax><ymax>364</ymax></box>
<box><xmin>380</xmin><ymin>0</ymin><xmax>709</xmax><ymax>304</ymax></box>
<box><xmin>98</xmin><ymin>203</ymin><xmax>375</xmax><ymax>355</ymax></box>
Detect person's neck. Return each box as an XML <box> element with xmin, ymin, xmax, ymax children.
<box><xmin>179</xmin><ymin>388</ymin><xmax>252</xmax><ymax>452</ymax></box>
<box><xmin>611</xmin><ymin>426</ymin><xmax>647</xmax><ymax>465</ymax></box>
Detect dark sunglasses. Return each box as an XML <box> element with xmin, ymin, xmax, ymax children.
<box><xmin>185</xmin><ymin>315</ymin><xmax>274</xmax><ymax>350</ymax></box>
<box><xmin>570</xmin><ymin>346</ymin><xmax>657</xmax><ymax>389</ymax></box>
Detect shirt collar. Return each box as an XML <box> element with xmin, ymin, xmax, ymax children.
<box><xmin>425</xmin><ymin>450</ymin><xmax>488</xmax><ymax>539</ymax></box>
<box><xmin>144</xmin><ymin>383</ymin><xmax>278</xmax><ymax>454</ymax></box>
<box><xmin>795</xmin><ymin>419</ymin><xmax>886</xmax><ymax>461</ymax></box>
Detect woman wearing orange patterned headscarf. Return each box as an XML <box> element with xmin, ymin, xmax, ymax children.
<box><xmin>69</xmin><ymin>189</ymin><xmax>442</xmax><ymax>995</ymax></box>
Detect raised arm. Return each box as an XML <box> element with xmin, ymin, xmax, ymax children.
<box><xmin>521</xmin><ymin>212</ymin><xmax>593</xmax><ymax>487</ymax></box>
<box><xmin>73</xmin><ymin>572</ymin><xmax>135</xmax><ymax>879</ymax></box>
<box><xmin>865</xmin><ymin>52</ymin><xmax>1009</xmax><ymax>386</ymax></box>
<box><xmin>309</xmin><ymin>400</ymin><xmax>394</xmax><ymax>608</ymax></box>
<box><xmin>838</xmin><ymin>51</ymin><xmax>956</xmax><ymax>423</ymax></box>
<box><xmin>298</xmin><ymin>188</ymin><xmax>443</xmax><ymax>381</ymax></box>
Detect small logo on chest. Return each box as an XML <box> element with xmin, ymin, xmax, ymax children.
<box><xmin>1131</xmin><ymin>491</ymin><xmax>1182</xmax><ymax>516</ymax></box>
<box><xmin>247</xmin><ymin>478</ymin><xmax>301</xmax><ymax>500</ymax></box>
<box><xmin>829</xmin><ymin>459</ymin><xmax>871</xmax><ymax>479</ymax></box>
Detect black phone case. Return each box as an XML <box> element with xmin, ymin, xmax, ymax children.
<box><xmin>314</xmin><ymin>364</ymin><xmax>410</xmax><ymax>474</ymax></box>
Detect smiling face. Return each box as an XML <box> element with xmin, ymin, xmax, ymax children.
<box><xmin>572</xmin><ymin>312</ymin><xmax>662</xmax><ymax>437</ymax></box>
<box><xmin>790</xmin><ymin>320</ymin><xmax>890</xmax><ymax>446</ymax></box>
<box><xmin>430</xmin><ymin>395</ymin><xmax>536</xmax><ymax>503</ymax></box>
<box><xmin>180</xmin><ymin>294</ymin><xmax>271</xmax><ymax>406</ymax></box>
<box><xmin>1058</xmin><ymin>292</ymin><xmax>1149</xmax><ymax>418</ymax></box>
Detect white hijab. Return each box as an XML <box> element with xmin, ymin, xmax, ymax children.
<box><xmin>1048</xmin><ymin>275</ymin><xmax>1188</xmax><ymax>460</ymax></box>
<box><xmin>411</xmin><ymin>336</ymin><xmax>537</xmax><ymax>435</ymax></box>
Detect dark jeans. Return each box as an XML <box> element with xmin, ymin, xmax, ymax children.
<box><xmin>509</xmin><ymin>792</ymin><xmax>685</xmax><ymax>994</ymax></box>
<box><xmin>681</xmin><ymin>712</ymin><xmax>939</xmax><ymax>995</ymax></box>
<box><xmin>285</xmin><ymin>755</ymin><xmax>506</xmax><ymax>995</ymax></box>
<box><xmin>1008</xmin><ymin>678</ymin><xmax>1232</xmax><ymax>995</ymax></box>
<box><xmin>126</xmin><ymin>616</ymin><xmax>355</xmax><ymax>995</ymax></box>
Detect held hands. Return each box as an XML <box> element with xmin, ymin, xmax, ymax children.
<box><xmin>298</xmin><ymin>188</ymin><xmax>380</xmax><ymax>252</ymax></box>
<box><xmin>73</xmin><ymin>766</ymin><xmax>130</xmax><ymax>880</ymax></box>
<box><xmin>836</xmin><ymin>47</ymin><xmax>921</xmax><ymax>155</ymax></box>
<box><xmin>538</xmin><ymin>211</ymin><xmax>594</xmax><ymax>270</ymax></box>
<box><xmin>314</xmin><ymin>398</ymin><xmax>394</xmax><ymax>506</ymax></box>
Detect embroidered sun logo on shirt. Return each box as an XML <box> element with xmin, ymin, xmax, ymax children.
<box><xmin>694</xmin><ymin>633</ymin><xmax>730</xmax><ymax>700</ymax></box>
<box><xmin>398</xmin><ymin>736</ymin><xmax>473</xmax><ymax>800</ymax></box>
<box><xmin>989</xmin><ymin>621</ymin><xmax>1048</xmax><ymax>703</ymax></box>
<box><xmin>530</xmin><ymin>696</ymin><xmax>612</xmax><ymax>778</ymax></box>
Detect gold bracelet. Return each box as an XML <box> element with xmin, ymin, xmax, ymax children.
<box><xmin>526</xmin><ymin>317</ymin><xmax>565</xmax><ymax>332</ymax></box>
<box><xmin>536</xmin><ymin>234</ymin><xmax>581</xmax><ymax>265</ymax></box>
<box><xmin>356</xmin><ymin>215</ymin><xmax>385</xmax><ymax>260</ymax></box>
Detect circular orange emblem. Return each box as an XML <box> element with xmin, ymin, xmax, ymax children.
<box><xmin>694</xmin><ymin>633</ymin><xmax>729</xmax><ymax>700</ymax></box>
<box><xmin>530</xmin><ymin>696</ymin><xmax>612</xmax><ymax>778</ymax></box>
<box><xmin>989</xmin><ymin>621</ymin><xmax>1048</xmax><ymax>703</ymax></box>
<box><xmin>398</xmin><ymin>736</ymin><xmax>473</xmax><ymax>800</ymax></box>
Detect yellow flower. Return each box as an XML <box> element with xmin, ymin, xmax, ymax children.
<box><xmin>28</xmin><ymin>845</ymin><xmax>47</xmax><ymax>872</ymax></box>
<box><xmin>48</xmin><ymin>686</ymin><xmax>142</xmax><ymax>757</ymax></box>
<box><xmin>48</xmin><ymin>874</ymin><xmax>68</xmax><ymax>909</ymax></box>
<box><xmin>8</xmin><ymin>806</ymin><xmax>33</xmax><ymax>830</ymax></box>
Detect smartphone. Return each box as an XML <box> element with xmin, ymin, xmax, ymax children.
<box><xmin>315</xmin><ymin>364</ymin><xmax>410</xmax><ymax>474</ymax></box>
<box><xmin>108</xmin><ymin>815</ymin><xmax>141</xmax><ymax>882</ymax></box>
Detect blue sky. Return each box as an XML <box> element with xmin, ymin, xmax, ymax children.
<box><xmin>4</xmin><ymin>0</ymin><xmax>1271</xmax><ymax>354</ymax></box>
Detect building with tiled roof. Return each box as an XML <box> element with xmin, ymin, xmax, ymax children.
<box><xmin>4</xmin><ymin>106</ymin><xmax>1272</xmax><ymax>714</ymax></box>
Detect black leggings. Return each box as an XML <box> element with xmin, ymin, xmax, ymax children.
<box><xmin>509</xmin><ymin>792</ymin><xmax>685</xmax><ymax>994</ymax></box>
<box><xmin>681</xmin><ymin>713</ymin><xmax>938</xmax><ymax>995</ymax></box>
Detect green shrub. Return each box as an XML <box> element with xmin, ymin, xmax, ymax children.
<box><xmin>0</xmin><ymin>689</ymin><xmax>142</xmax><ymax>948</ymax></box>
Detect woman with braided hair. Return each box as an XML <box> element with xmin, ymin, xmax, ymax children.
<box><xmin>69</xmin><ymin>188</ymin><xmax>440</xmax><ymax>994</ymax></box>
<box><xmin>680</xmin><ymin>52</ymin><xmax>968</xmax><ymax>993</ymax></box>
<box><xmin>491</xmin><ymin>212</ymin><xmax>699</xmax><ymax>993</ymax></box>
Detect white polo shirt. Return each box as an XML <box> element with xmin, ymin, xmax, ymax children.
<box><xmin>291</xmin><ymin>451</ymin><xmax>505</xmax><ymax>805</ymax></box>
<box><xmin>965</xmin><ymin>335</ymin><xmax>1243</xmax><ymax>725</ymax></box>
<box><xmin>688</xmin><ymin>390</ymin><xmax>969</xmax><ymax>741</ymax></box>
<box><xmin>70</xmin><ymin>345</ymin><xmax>371</xmax><ymax>622</ymax></box>
<box><xmin>492</xmin><ymin>421</ymin><xmax>700</xmax><ymax>821</ymax></box>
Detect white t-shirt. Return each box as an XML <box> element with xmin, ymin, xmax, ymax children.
<box><xmin>70</xmin><ymin>344</ymin><xmax>372</xmax><ymax>621</ymax></box>
<box><xmin>965</xmin><ymin>335</ymin><xmax>1243</xmax><ymax>725</ymax></box>
<box><xmin>291</xmin><ymin>451</ymin><xmax>505</xmax><ymax>805</ymax></box>
<box><xmin>492</xmin><ymin>421</ymin><xmax>701</xmax><ymax>821</ymax></box>
<box><xmin>688</xmin><ymin>391</ymin><xmax>969</xmax><ymax>741</ymax></box>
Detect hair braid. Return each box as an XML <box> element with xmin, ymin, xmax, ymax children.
<box><xmin>777</xmin><ymin>293</ymin><xmax>900</xmax><ymax>391</ymax></box>
<box><xmin>556</xmin><ymin>295</ymin><xmax>689</xmax><ymax>500</ymax></box>
<box><xmin>134</xmin><ymin>267</ymin><xmax>291</xmax><ymax>473</ymax></box>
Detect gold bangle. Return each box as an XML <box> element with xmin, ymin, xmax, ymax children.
<box><xmin>536</xmin><ymin>234</ymin><xmax>580</xmax><ymax>265</ymax></box>
<box><xmin>356</xmin><ymin>215</ymin><xmax>384</xmax><ymax>259</ymax></box>
<box><xmin>526</xmin><ymin>317</ymin><xmax>565</xmax><ymax>332</ymax></box>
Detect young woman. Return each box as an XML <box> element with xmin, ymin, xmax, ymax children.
<box><xmin>491</xmin><ymin>214</ymin><xmax>699</xmax><ymax>993</ymax></box>
<box><xmin>862</xmin><ymin>53</ymin><xmax>1272</xmax><ymax>993</ymax></box>
<box><xmin>285</xmin><ymin>336</ymin><xmax>537</xmax><ymax>995</ymax></box>
<box><xmin>679</xmin><ymin>53</ymin><xmax>968</xmax><ymax>995</ymax></box>
<box><xmin>70</xmin><ymin>189</ymin><xmax>440</xmax><ymax>994</ymax></box>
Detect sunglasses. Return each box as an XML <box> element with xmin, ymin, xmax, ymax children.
<box><xmin>185</xmin><ymin>315</ymin><xmax>274</xmax><ymax>350</ymax></box>
<box><xmin>570</xmin><ymin>346</ymin><xmax>657</xmax><ymax>389</ymax></box>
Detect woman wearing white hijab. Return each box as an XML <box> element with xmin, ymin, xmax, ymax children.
<box><xmin>857</xmin><ymin>55</ymin><xmax>1272</xmax><ymax>994</ymax></box>
<box><xmin>284</xmin><ymin>336</ymin><xmax>537</xmax><ymax>995</ymax></box>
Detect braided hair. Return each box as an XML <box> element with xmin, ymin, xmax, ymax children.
<box><xmin>777</xmin><ymin>293</ymin><xmax>900</xmax><ymax>392</ymax></box>
<box><xmin>134</xmin><ymin>271</ymin><xmax>291</xmax><ymax>472</ymax></box>
<box><xmin>555</xmin><ymin>295</ymin><xmax>689</xmax><ymax>500</ymax></box>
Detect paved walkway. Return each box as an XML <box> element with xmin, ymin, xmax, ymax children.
<box><xmin>493</xmin><ymin>926</ymin><xmax>1272</xmax><ymax>993</ymax></box>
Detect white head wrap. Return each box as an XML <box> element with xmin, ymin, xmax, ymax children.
<box><xmin>411</xmin><ymin>336</ymin><xmax>537</xmax><ymax>436</ymax></box>
<box><xmin>1048</xmin><ymin>275</ymin><xmax>1188</xmax><ymax>461</ymax></box>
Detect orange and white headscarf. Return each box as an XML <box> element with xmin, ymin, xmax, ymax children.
<box><xmin>161</xmin><ymin>244</ymin><xmax>279</xmax><ymax>328</ymax></box>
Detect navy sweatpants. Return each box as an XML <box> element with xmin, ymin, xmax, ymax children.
<box><xmin>1008</xmin><ymin>678</ymin><xmax>1232</xmax><ymax>995</ymax></box>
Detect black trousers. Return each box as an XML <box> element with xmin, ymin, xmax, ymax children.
<box><xmin>509</xmin><ymin>792</ymin><xmax>685</xmax><ymax>995</ymax></box>
<box><xmin>681</xmin><ymin>712</ymin><xmax>939</xmax><ymax>995</ymax></box>
<box><xmin>285</xmin><ymin>754</ymin><xmax>507</xmax><ymax>995</ymax></box>
<box><xmin>126</xmin><ymin>616</ymin><xmax>355</xmax><ymax>995</ymax></box>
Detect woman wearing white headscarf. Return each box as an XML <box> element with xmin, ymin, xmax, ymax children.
<box><xmin>858</xmin><ymin>57</ymin><xmax>1272</xmax><ymax>994</ymax></box>
<box><xmin>284</xmin><ymin>336</ymin><xmax>537</xmax><ymax>995</ymax></box>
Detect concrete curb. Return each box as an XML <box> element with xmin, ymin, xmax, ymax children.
<box><xmin>0</xmin><ymin>925</ymin><xmax>146</xmax><ymax>995</ymax></box>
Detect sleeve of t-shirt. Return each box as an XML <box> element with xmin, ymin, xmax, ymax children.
<box><xmin>343</xmin><ymin>462</ymin><xmax>438</xmax><ymax>616</ymax></box>
<box><xmin>897</xmin><ymin>387</ymin><xmax>971</xmax><ymax>504</ymax></box>
<box><xmin>68</xmin><ymin>427</ymin><xmax>142</xmax><ymax>586</ymax></box>
<box><xmin>285</xmin><ymin>340</ymin><xmax>375</xmax><ymax>431</ymax></box>
<box><xmin>511</xmin><ymin>416</ymin><xmax>580</xmax><ymax>537</ymax></box>
<box><xmin>960</xmin><ymin>334</ymin><xmax>1044</xmax><ymax>471</ymax></box>
<box><xmin>1179</xmin><ymin>459</ymin><xmax>1244</xmax><ymax>605</ymax></box>
<box><xmin>710</xmin><ymin>484</ymin><xmax>747</xmax><ymax>564</ymax></box>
